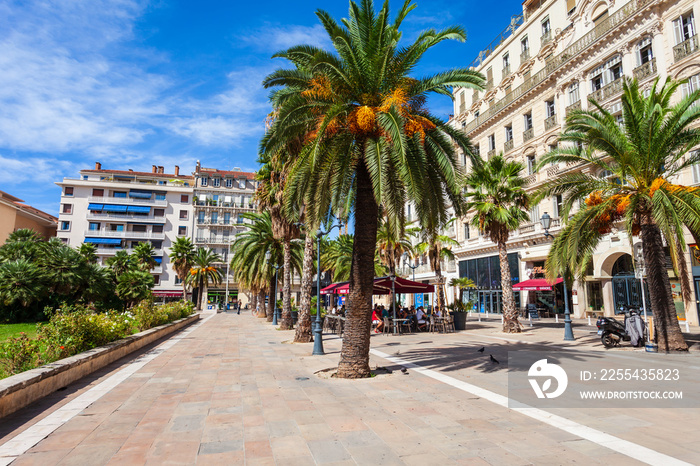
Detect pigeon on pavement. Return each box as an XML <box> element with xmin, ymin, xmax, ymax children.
<box><xmin>477</xmin><ymin>347</ymin><xmax>485</xmax><ymax>353</ymax></box>
<box><xmin>489</xmin><ymin>354</ymin><xmax>500</xmax><ymax>364</ymax></box>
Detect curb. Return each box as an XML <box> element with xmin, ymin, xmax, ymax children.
<box><xmin>0</xmin><ymin>313</ymin><xmax>200</xmax><ymax>418</ymax></box>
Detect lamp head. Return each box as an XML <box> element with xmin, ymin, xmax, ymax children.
<box><xmin>540</xmin><ymin>212</ymin><xmax>552</xmax><ymax>231</ymax></box>
<box><xmin>265</xmin><ymin>251</ymin><xmax>271</xmax><ymax>262</ymax></box>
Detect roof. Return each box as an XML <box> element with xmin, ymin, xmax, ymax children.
<box><xmin>80</xmin><ymin>169</ymin><xmax>194</xmax><ymax>180</ymax></box>
<box><xmin>196</xmin><ymin>168</ymin><xmax>256</xmax><ymax>179</ymax></box>
<box><xmin>0</xmin><ymin>190</ymin><xmax>58</xmax><ymax>224</ymax></box>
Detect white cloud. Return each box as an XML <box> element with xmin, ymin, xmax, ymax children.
<box><xmin>239</xmin><ymin>24</ymin><xmax>332</xmax><ymax>52</ymax></box>
<box><xmin>0</xmin><ymin>154</ymin><xmax>78</xmax><ymax>185</ymax></box>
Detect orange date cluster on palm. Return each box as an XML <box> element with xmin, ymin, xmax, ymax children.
<box><xmin>584</xmin><ymin>191</ymin><xmax>631</xmax><ymax>235</ymax></box>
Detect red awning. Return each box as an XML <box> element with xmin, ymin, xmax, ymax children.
<box><xmin>512</xmin><ymin>278</ymin><xmax>563</xmax><ymax>291</ymax></box>
<box><xmin>152</xmin><ymin>290</ymin><xmax>183</xmax><ymax>297</ymax></box>
<box><xmin>319</xmin><ymin>276</ymin><xmax>434</xmax><ymax>296</ymax></box>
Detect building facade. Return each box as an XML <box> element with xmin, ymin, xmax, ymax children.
<box><xmin>0</xmin><ymin>190</ymin><xmax>57</xmax><ymax>243</ymax></box>
<box><xmin>55</xmin><ymin>163</ymin><xmax>194</xmax><ymax>298</ymax></box>
<box><xmin>448</xmin><ymin>0</ymin><xmax>699</xmax><ymax>324</ymax></box>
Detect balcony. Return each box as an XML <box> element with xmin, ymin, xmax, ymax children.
<box><xmin>86</xmin><ymin>212</ymin><xmax>166</xmax><ymax>223</ymax></box>
<box><xmin>95</xmin><ymin>248</ymin><xmax>164</xmax><ymax>256</ymax></box>
<box><xmin>566</xmin><ymin>100</ymin><xmax>581</xmax><ymax>115</ymax></box>
<box><xmin>487</xmin><ymin>149</ymin><xmax>496</xmax><ymax>158</ymax></box>
<box><xmin>504</xmin><ymin>139</ymin><xmax>514</xmax><ymax>152</ymax></box>
<box><xmin>673</xmin><ymin>36</ymin><xmax>698</xmax><ymax>62</ymax></box>
<box><xmin>524</xmin><ymin>173</ymin><xmax>537</xmax><ymax>186</ymax></box>
<box><xmin>523</xmin><ymin>127</ymin><xmax>534</xmax><ymax>142</ymax></box>
<box><xmin>87</xmin><ymin>196</ymin><xmax>167</xmax><ymax>206</ymax></box>
<box><xmin>520</xmin><ymin>50</ymin><xmax>530</xmax><ymax>64</ymax></box>
<box><xmin>541</xmin><ymin>30</ymin><xmax>552</xmax><ymax>45</ymax></box>
<box><xmin>544</xmin><ymin>114</ymin><xmax>557</xmax><ymax>131</ymax></box>
<box><xmin>195</xmin><ymin>237</ymin><xmax>233</xmax><ymax>245</ymax></box>
<box><xmin>502</xmin><ymin>65</ymin><xmax>511</xmax><ymax>78</ymax></box>
<box><xmin>485</xmin><ymin>79</ymin><xmax>493</xmax><ymax>91</ymax></box>
<box><xmin>589</xmin><ymin>78</ymin><xmax>623</xmax><ymax>103</ymax></box>
<box><xmin>84</xmin><ymin>230</ymin><xmax>165</xmax><ymax>240</ymax></box>
<box><xmin>633</xmin><ymin>58</ymin><xmax>657</xmax><ymax>81</ymax></box>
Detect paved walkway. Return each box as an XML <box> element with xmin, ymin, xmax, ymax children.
<box><xmin>0</xmin><ymin>311</ymin><xmax>699</xmax><ymax>465</ymax></box>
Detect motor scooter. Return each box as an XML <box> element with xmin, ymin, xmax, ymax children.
<box><xmin>596</xmin><ymin>305</ymin><xmax>647</xmax><ymax>348</ymax></box>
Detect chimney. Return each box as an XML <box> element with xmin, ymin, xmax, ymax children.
<box><xmin>152</xmin><ymin>165</ymin><xmax>157</xmax><ymax>173</ymax></box>
<box><xmin>95</xmin><ymin>162</ymin><xmax>102</xmax><ymax>170</ymax></box>
<box><xmin>128</xmin><ymin>169</ymin><xmax>133</xmax><ymax>172</ymax></box>
<box><xmin>174</xmin><ymin>165</ymin><xmax>180</xmax><ymax>176</ymax></box>
<box><xmin>196</xmin><ymin>160</ymin><xmax>201</xmax><ymax>172</ymax></box>
<box><xmin>158</xmin><ymin>166</ymin><xmax>164</xmax><ymax>174</ymax></box>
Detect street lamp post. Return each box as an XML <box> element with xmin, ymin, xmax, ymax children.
<box><xmin>403</xmin><ymin>253</ymin><xmax>419</xmax><ymax>307</ymax></box>
<box><xmin>296</xmin><ymin>221</ymin><xmax>343</xmax><ymax>355</ymax></box>
<box><xmin>265</xmin><ymin>252</ymin><xmax>282</xmax><ymax>325</ymax></box>
<box><xmin>541</xmin><ymin>212</ymin><xmax>574</xmax><ymax>341</ymax></box>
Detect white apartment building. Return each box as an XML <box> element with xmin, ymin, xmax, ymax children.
<box><xmin>192</xmin><ymin>162</ymin><xmax>258</xmax><ymax>307</ymax></box>
<box><xmin>447</xmin><ymin>0</ymin><xmax>699</xmax><ymax>324</ymax></box>
<box><xmin>56</xmin><ymin>163</ymin><xmax>194</xmax><ymax>298</ymax></box>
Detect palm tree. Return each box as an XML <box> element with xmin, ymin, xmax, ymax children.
<box><xmin>464</xmin><ymin>154</ymin><xmax>530</xmax><ymax>333</ymax></box>
<box><xmin>449</xmin><ymin>277</ymin><xmax>475</xmax><ymax>310</ymax></box>
<box><xmin>132</xmin><ymin>242</ymin><xmax>157</xmax><ymax>272</ymax></box>
<box><xmin>78</xmin><ymin>243</ymin><xmax>98</xmax><ymax>264</ymax></box>
<box><xmin>416</xmin><ymin>218</ymin><xmax>460</xmax><ymax>312</ymax></box>
<box><xmin>322</xmin><ymin>234</ymin><xmax>386</xmax><ymax>282</ymax></box>
<box><xmin>294</xmin><ymin>229</ymin><xmax>315</xmax><ymax>343</ymax></box>
<box><xmin>0</xmin><ymin>229</ymin><xmax>44</xmax><ymax>262</ymax></box>
<box><xmin>116</xmin><ymin>270</ymin><xmax>154</xmax><ymax>308</ymax></box>
<box><xmin>106</xmin><ymin>250</ymin><xmax>133</xmax><ymax>277</ymax></box>
<box><xmin>187</xmin><ymin>248</ymin><xmax>223</xmax><ymax>311</ymax></box>
<box><xmin>376</xmin><ymin>216</ymin><xmax>418</xmax><ymax>276</ymax></box>
<box><xmin>40</xmin><ymin>244</ymin><xmax>87</xmax><ymax>297</ymax></box>
<box><xmin>0</xmin><ymin>259</ymin><xmax>45</xmax><ymax>309</ymax></box>
<box><xmin>538</xmin><ymin>78</ymin><xmax>700</xmax><ymax>352</ymax></box>
<box><xmin>230</xmin><ymin>212</ymin><xmax>285</xmax><ymax>321</ymax></box>
<box><xmin>264</xmin><ymin>0</ymin><xmax>482</xmax><ymax>377</ymax></box>
<box><xmin>169</xmin><ymin>237</ymin><xmax>196</xmax><ymax>301</ymax></box>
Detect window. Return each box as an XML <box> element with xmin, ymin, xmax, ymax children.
<box><xmin>155</xmin><ymin>193</ymin><xmax>166</xmax><ymax>200</ymax></box>
<box><xmin>132</xmin><ymin>224</ymin><xmax>147</xmax><ymax>233</ymax></box>
<box><xmin>179</xmin><ymin>210</ymin><xmax>188</xmax><ymax>219</ymax></box>
<box><xmin>593</xmin><ymin>9</ymin><xmax>609</xmax><ymax>27</ymax></box>
<box><xmin>459</xmin><ymin>92</ymin><xmax>466</xmax><ymax>113</ymax></box>
<box><xmin>153</xmin><ymin>275</ymin><xmax>160</xmax><ymax>285</ymax></box>
<box><xmin>673</xmin><ymin>11</ymin><xmax>696</xmax><ymax>45</ymax></box>
<box><xmin>154</xmin><ymin>208</ymin><xmax>165</xmax><ymax>217</ymax></box>
<box><xmin>553</xmin><ymin>195</ymin><xmax>563</xmax><ymax>217</ymax></box>
<box><xmin>64</xmin><ymin>187</ymin><xmax>74</xmax><ymax>196</ymax></box>
<box><xmin>89</xmin><ymin>222</ymin><xmax>100</xmax><ymax>231</ymax></box>
<box><xmin>504</xmin><ymin>125</ymin><xmax>513</xmax><ymax>141</ymax></box>
<box><xmin>224</xmin><ymin>212</ymin><xmax>231</xmax><ymax>224</ymax></box>
<box><xmin>590</xmin><ymin>56</ymin><xmax>623</xmax><ymax>91</ymax></box>
<box><xmin>175</xmin><ymin>276</ymin><xmax>182</xmax><ymax>285</ymax></box>
<box><xmin>407</xmin><ymin>205</ymin><xmax>412</xmax><ymax>221</ymax></box>
<box><xmin>488</xmin><ymin>134</ymin><xmax>496</xmax><ymax>152</ymax></box>
<box><xmin>92</xmin><ymin>188</ymin><xmax>103</xmax><ymax>197</ymax></box>
<box><xmin>178</xmin><ymin>226</ymin><xmax>187</xmax><ymax>236</ymax></box>
<box><xmin>523</xmin><ymin>112</ymin><xmax>533</xmax><ymax>130</ymax></box>
<box><xmin>474</xmin><ymin>109</ymin><xmax>480</xmax><ymax>118</ymax></box>
<box><xmin>61</xmin><ymin>238</ymin><xmax>69</xmax><ymax>244</ymax></box>
<box><xmin>502</xmin><ymin>53</ymin><xmax>510</xmax><ymax>74</ymax></box>
<box><xmin>566</xmin><ymin>0</ymin><xmax>576</xmax><ymax>15</ymax></box>
<box><xmin>681</xmin><ymin>74</ymin><xmax>700</xmax><ymax>100</ymax></box>
<box><xmin>238</xmin><ymin>179</ymin><xmax>246</xmax><ymax>189</ymax></box>
<box><xmin>180</xmin><ymin>194</ymin><xmax>189</xmax><ymax>203</ymax></box>
<box><xmin>158</xmin><ymin>181</ymin><xmax>166</xmax><ymax>185</ymax></box>
<box><xmin>153</xmin><ymin>225</ymin><xmax>164</xmax><ymax>233</ymax></box>
<box><xmin>568</xmin><ymin>81</ymin><xmax>580</xmax><ymax>104</ymax></box>
<box><xmin>636</xmin><ymin>37</ymin><xmax>653</xmax><ymax>65</ymax></box>
<box><xmin>527</xmin><ymin>155</ymin><xmax>536</xmax><ymax>175</ymax></box>
<box><xmin>213</xmin><ymin>177</ymin><xmax>221</xmax><ymax>187</ymax></box>
<box><xmin>225</xmin><ymin>178</ymin><xmax>233</xmax><ymax>188</ymax></box>
<box><xmin>62</xmin><ymin>204</ymin><xmax>72</xmax><ymax>214</ymax></box>
<box><xmin>237</xmin><ymin>214</ymin><xmax>244</xmax><ymax>224</ymax></box>
<box><xmin>530</xmin><ymin>204</ymin><xmax>540</xmax><ymax>223</ymax></box>
<box><xmin>113</xmin><ymin>191</ymin><xmax>127</xmax><ymax>198</ymax></box>
<box><xmin>211</xmin><ymin>212</ymin><xmax>218</xmax><ymax>223</ymax></box>
<box><xmin>474</xmin><ymin>144</ymin><xmax>480</xmax><ymax>157</ymax></box>
<box><xmin>60</xmin><ymin>221</ymin><xmax>70</xmax><ymax>231</ymax></box>
<box><xmin>521</xmin><ymin>36</ymin><xmax>529</xmax><ymax>54</ymax></box>
<box><xmin>541</xmin><ymin>16</ymin><xmax>551</xmax><ymax>42</ymax></box>
<box><xmin>198</xmin><ymin>211</ymin><xmax>205</xmax><ymax>223</ymax></box>
<box><xmin>472</xmin><ymin>89</ymin><xmax>479</xmax><ymax>104</ymax></box>
<box><xmin>111</xmin><ymin>224</ymin><xmax>124</xmax><ymax>232</ymax></box>
<box><xmin>464</xmin><ymin>223</ymin><xmax>470</xmax><ymax>240</ymax></box>
<box><xmin>200</xmin><ymin>177</ymin><xmax>208</xmax><ymax>187</ymax></box>
<box><xmin>545</xmin><ymin>98</ymin><xmax>556</xmax><ymax>117</ymax></box>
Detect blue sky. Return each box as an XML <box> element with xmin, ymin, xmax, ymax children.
<box><xmin>0</xmin><ymin>0</ymin><xmax>524</xmax><ymax>215</ymax></box>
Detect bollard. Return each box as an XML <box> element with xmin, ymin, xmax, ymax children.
<box><xmin>588</xmin><ymin>316</ymin><xmax>592</xmax><ymax>326</ymax></box>
<box><xmin>528</xmin><ymin>314</ymin><xmax>533</xmax><ymax>327</ymax></box>
<box><xmin>486</xmin><ymin>311</ymin><xmax>489</xmax><ymax>319</ymax></box>
<box><xmin>500</xmin><ymin>314</ymin><xmax>504</xmax><ymax>324</ymax></box>
<box><xmin>685</xmin><ymin>320</ymin><xmax>690</xmax><ymax>333</ymax></box>
<box><xmin>478</xmin><ymin>312</ymin><xmax>481</xmax><ymax>322</ymax></box>
<box><xmin>555</xmin><ymin>314</ymin><xmax>559</xmax><ymax>323</ymax></box>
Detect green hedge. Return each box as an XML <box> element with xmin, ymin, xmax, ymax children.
<box><xmin>0</xmin><ymin>300</ymin><xmax>195</xmax><ymax>379</ymax></box>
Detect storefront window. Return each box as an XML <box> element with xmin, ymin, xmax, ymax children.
<box><xmin>587</xmin><ymin>282</ymin><xmax>603</xmax><ymax>310</ymax></box>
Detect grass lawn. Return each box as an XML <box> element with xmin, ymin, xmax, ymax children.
<box><xmin>0</xmin><ymin>323</ymin><xmax>39</xmax><ymax>341</ymax></box>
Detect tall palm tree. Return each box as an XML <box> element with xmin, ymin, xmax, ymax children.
<box><xmin>230</xmin><ymin>212</ymin><xmax>284</xmax><ymax>321</ymax></box>
<box><xmin>169</xmin><ymin>237</ymin><xmax>196</xmax><ymax>301</ymax></box>
<box><xmin>539</xmin><ymin>78</ymin><xmax>700</xmax><ymax>352</ymax></box>
<box><xmin>132</xmin><ymin>242</ymin><xmax>157</xmax><ymax>272</ymax></box>
<box><xmin>376</xmin><ymin>216</ymin><xmax>418</xmax><ymax>276</ymax></box>
<box><xmin>464</xmin><ymin>154</ymin><xmax>530</xmax><ymax>333</ymax></box>
<box><xmin>187</xmin><ymin>248</ymin><xmax>223</xmax><ymax>311</ymax></box>
<box><xmin>264</xmin><ymin>0</ymin><xmax>482</xmax><ymax>377</ymax></box>
<box><xmin>415</xmin><ymin>217</ymin><xmax>460</xmax><ymax>312</ymax></box>
<box><xmin>449</xmin><ymin>276</ymin><xmax>475</xmax><ymax>310</ymax></box>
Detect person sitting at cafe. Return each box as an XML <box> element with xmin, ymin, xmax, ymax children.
<box><xmin>372</xmin><ymin>308</ymin><xmax>383</xmax><ymax>333</ymax></box>
<box><xmin>416</xmin><ymin>306</ymin><xmax>427</xmax><ymax>331</ymax></box>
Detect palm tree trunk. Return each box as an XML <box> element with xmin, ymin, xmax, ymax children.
<box><xmin>294</xmin><ymin>233</ymin><xmax>314</xmax><ymax>343</ymax></box>
<box><xmin>337</xmin><ymin>162</ymin><xmax>378</xmax><ymax>378</ymax></box>
<box><xmin>182</xmin><ymin>280</ymin><xmax>187</xmax><ymax>302</ymax></box>
<box><xmin>435</xmin><ymin>266</ymin><xmax>444</xmax><ymax>313</ymax></box>
<box><xmin>640</xmin><ymin>215</ymin><xmax>688</xmax><ymax>351</ymax></box>
<box><xmin>499</xmin><ymin>240</ymin><xmax>520</xmax><ymax>333</ymax></box>
<box><xmin>257</xmin><ymin>289</ymin><xmax>266</xmax><ymax>318</ymax></box>
<box><xmin>280</xmin><ymin>239</ymin><xmax>294</xmax><ymax>330</ymax></box>
<box><xmin>195</xmin><ymin>278</ymin><xmax>203</xmax><ymax>311</ymax></box>
<box><xmin>266</xmin><ymin>279</ymin><xmax>275</xmax><ymax>322</ymax></box>
<box><xmin>200</xmin><ymin>282</ymin><xmax>208</xmax><ymax>312</ymax></box>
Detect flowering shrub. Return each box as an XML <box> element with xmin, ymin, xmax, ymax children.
<box><xmin>0</xmin><ymin>301</ymin><xmax>195</xmax><ymax>379</ymax></box>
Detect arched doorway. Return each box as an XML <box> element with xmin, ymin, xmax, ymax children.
<box><xmin>611</xmin><ymin>254</ymin><xmax>649</xmax><ymax>314</ymax></box>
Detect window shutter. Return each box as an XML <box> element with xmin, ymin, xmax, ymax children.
<box><xmin>692</xmin><ymin>162</ymin><xmax>700</xmax><ymax>184</ymax></box>
<box><xmin>673</xmin><ymin>18</ymin><xmax>683</xmax><ymax>45</ymax></box>
<box><xmin>566</xmin><ymin>0</ymin><xmax>575</xmax><ymax>12</ymax></box>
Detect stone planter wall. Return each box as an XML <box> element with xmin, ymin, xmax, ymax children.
<box><xmin>0</xmin><ymin>313</ymin><xmax>200</xmax><ymax>418</ymax></box>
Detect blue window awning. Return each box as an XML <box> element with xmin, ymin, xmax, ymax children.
<box><xmin>129</xmin><ymin>191</ymin><xmax>152</xmax><ymax>199</ymax></box>
<box><xmin>84</xmin><ymin>237</ymin><xmax>122</xmax><ymax>245</ymax></box>
<box><xmin>154</xmin><ymin>257</ymin><xmax>163</xmax><ymax>264</ymax></box>
<box><xmin>102</xmin><ymin>204</ymin><xmax>128</xmax><ymax>213</ymax></box>
<box><xmin>88</xmin><ymin>203</ymin><xmax>104</xmax><ymax>211</ymax></box>
<box><xmin>127</xmin><ymin>205</ymin><xmax>151</xmax><ymax>214</ymax></box>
